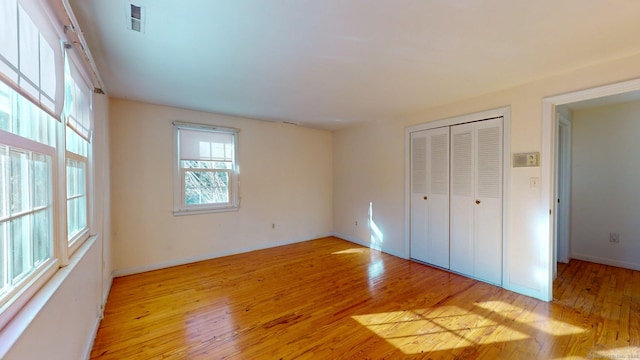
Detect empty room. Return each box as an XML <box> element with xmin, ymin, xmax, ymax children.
<box><xmin>1</xmin><ymin>0</ymin><xmax>640</xmax><ymax>359</ymax></box>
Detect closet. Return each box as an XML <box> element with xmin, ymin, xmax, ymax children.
<box><xmin>410</xmin><ymin>117</ymin><xmax>503</xmax><ymax>285</ymax></box>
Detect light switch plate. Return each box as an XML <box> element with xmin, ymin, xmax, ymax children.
<box><xmin>530</xmin><ymin>177</ymin><xmax>539</xmax><ymax>188</ymax></box>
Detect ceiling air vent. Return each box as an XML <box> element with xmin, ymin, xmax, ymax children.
<box><xmin>127</xmin><ymin>3</ymin><xmax>144</xmax><ymax>33</ymax></box>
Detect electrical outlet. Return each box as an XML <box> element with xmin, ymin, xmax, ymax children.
<box><xmin>609</xmin><ymin>232</ymin><xmax>620</xmax><ymax>243</ymax></box>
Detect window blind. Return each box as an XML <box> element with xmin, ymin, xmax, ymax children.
<box><xmin>179</xmin><ymin>128</ymin><xmax>234</xmax><ymax>162</ymax></box>
<box><xmin>64</xmin><ymin>50</ymin><xmax>93</xmax><ymax>141</ymax></box>
<box><xmin>0</xmin><ymin>0</ymin><xmax>64</xmax><ymax>119</ymax></box>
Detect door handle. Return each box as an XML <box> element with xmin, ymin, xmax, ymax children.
<box><xmin>475</xmin><ymin>200</ymin><xmax>481</xmax><ymax>205</ymax></box>
<box><xmin>423</xmin><ymin>196</ymin><xmax>428</xmax><ymax>200</ymax></box>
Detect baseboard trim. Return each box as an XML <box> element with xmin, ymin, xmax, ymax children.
<box><xmin>571</xmin><ymin>253</ymin><xmax>640</xmax><ymax>271</ymax></box>
<box><xmin>112</xmin><ymin>234</ymin><xmax>333</xmax><ymax>277</ymax></box>
<box><xmin>83</xmin><ymin>313</ymin><xmax>102</xmax><ymax>360</ymax></box>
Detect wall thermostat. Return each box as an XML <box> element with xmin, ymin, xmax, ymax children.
<box><xmin>513</xmin><ymin>152</ymin><xmax>540</xmax><ymax>167</ymax></box>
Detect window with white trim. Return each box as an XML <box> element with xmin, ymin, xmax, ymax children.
<box><xmin>0</xmin><ymin>80</ymin><xmax>57</xmax><ymax>318</ymax></box>
<box><xmin>0</xmin><ymin>0</ymin><xmax>64</xmax><ymax>330</ymax></box>
<box><xmin>173</xmin><ymin>123</ymin><xmax>239</xmax><ymax>214</ymax></box>
<box><xmin>0</xmin><ymin>0</ymin><xmax>95</xmax><ymax>330</ymax></box>
<box><xmin>65</xmin><ymin>127</ymin><xmax>88</xmax><ymax>244</ymax></box>
<box><xmin>63</xmin><ymin>53</ymin><xmax>91</xmax><ymax>248</ymax></box>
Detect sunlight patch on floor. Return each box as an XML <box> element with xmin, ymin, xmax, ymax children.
<box><xmin>475</xmin><ymin>301</ymin><xmax>584</xmax><ymax>336</ymax></box>
<box><xmin>353</xmin><ymin>300</ymin><xmax>586</xmax><ymax>355</ymax></box>
<box><xmin>352</xmin><ymin>307</ymin><xmax>528</xmax><ymax>354</ymax></box>
<box><xmin>332</xmin><ymin>248</ymin><xmax>366</xmax><ymax>255</ymax></box>
<box><xmin>588</xmin><ymin>346</ymin><xmax>640</xmax><ymax>359</ymax></box>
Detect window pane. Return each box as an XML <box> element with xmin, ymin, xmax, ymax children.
<box><xmin>0</xmin><ymin>82</ymin><xmax>11</xmax><ymax>132</ymax></box>
<box><xmin>184</xmin><ymin>171</ymin><xmax>229</xmax><ymax>205</ymax></box>
<box><xmin>66</xmin><ymin>158</ymin><xmax>73</xmax><ymax>195</ymax></box>
<box><xmin>66</xmin><ymin>157</ymin><xmax>86</xmax><ymax>198</ymax></box>
<box><xmin>0</xmin><ymin>222</ymin><xmax>5</xmax><ymax>292</ymax></box>
<box><xmin>10</xmin><ymin>215</ymin><xmax>30</xmax><ymax>283</ymax></box>
<box><xmin>180</xmin><ymin>160</ymin><xmax>232</xmax><ymax>170</ymax></box>
<box><xmin>66</xmin><ymin>126</ymin><xmax>88</xmax><ymax>157</ymax></box>
<box><xmin>35</xmin><ymin>108</ymin><xmax>54</xmax><ymax>145</ymax></box>
<box><xmin>32</xmin><ymin>153</ymin><xmax>49</xmax><ymax>208</ymax></box>
<box><xmin>16</xmin><ymin>92</ymin><xmax>36</xmax><ymax>140</ymax></box>
<box><xmin>78</xmin><ymin>195</ymin><xmax>86</xmax><ymax>232</ymax></box>
<box><xmin>32</xmin><ymin>209</ymin><xmax>50</xmax><ymax>265</ymax></box>
<box><xmin>0</xmin><ymin>82</ymin><xmax>56</xmax><ymax>147</ymax></box>
<box><xmin>0</xmin><ymin>146</ymin><xmax>7</xmax><ymax>219</ymax></box>
<box><xmin>67</xmin><ymin>197</ymin><xmax>76</xmax><ymax>237</ymax></box>
<box><xmin>66</xmin><ymin>155</ymin><xmax>87</xmax><ymax>239</ymax></box>
<box><xmin>10</xmin><ymin>149</ymin><xmax>28</xmax><ymax>214</ymax></box>
<box><xmin>67</xmin><ymin>196</ymin><xmax>86</xmax><ymax>240</ymax></box>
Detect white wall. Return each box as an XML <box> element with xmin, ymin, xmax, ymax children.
<box><xmin>2</xmin><ymin>94</ymin><xmax>112</xmax><ymax>360</ymax></box>
<box><xmin>571</xmin><ymin>100</ymin><xmax>640</xmax><ymax>270</ymax></box>
<box><xmin>333</xmin><ymin>51</ymin><xmax>640</xmax><ymax>301</ymax></box>
<box><xmin>109</xmin><ymin>99</ymin><xmax>333</xmax><ymax>274</ymax></box>
<box><xmin>333</xmin><ymin>121</ymin><xmax>407</xmax><ymax>257</ymax></box>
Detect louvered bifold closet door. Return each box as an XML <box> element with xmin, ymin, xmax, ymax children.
<box><xmin>473</xmin><ymin>119</ymin><xmax>503</xmax><ymax>285</ymax></box>
<box><xmin>450</xmin><ymin>118</ymin><xmax>503</xmax><ymax>285</ymax></box>
<box><xmin>450</xmin><ymin>124</ymin><xmax>475</xmax><ymax>277</ymax></box>
<box><xmin>410</xmin><ymin>127</ymin><xmax>450</xmax><ymax>268</ymax></box>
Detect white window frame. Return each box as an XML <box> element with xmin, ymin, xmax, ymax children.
<box><xmin>62</xmin><ymin>49</ymin><xmax>93</xmax><ymax>255</ymax></box>
<box><xmin>172</xmin><ymin>122</ymin><xmax>239</xmax><ymax>215</ymax></box>
<box><xmin>0</xmin><ymin>0</ymin><xmax>97</xmax><ymax>331</ymax></box>
<box><xmin>65</xmin><ymin>143</ymin><xmax>89</xmax><ymax>253</ymax></box>
<box><xmin>0</xmin><ymin>114</ymin><xmax>59</xmax><ymax>332</ymax></box>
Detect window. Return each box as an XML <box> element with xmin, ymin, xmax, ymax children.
<box><xmin>65</xmin><ymin>128</ymin><xmax>88</xmax><ymax>243</ymax></box>
<box><xmin>0</xmin><ymin>0</ymin><xmax>95</xmax><ymax>329</ymax></box>
<box><xmin>173</xmin><ymin>123</ymin><xmax>239</xmax><ymax>214</ymax></box>
<box><xmin>0</xmin><ymin>0</ymin><xmax>63</xmax><ymax>116</ymax></box>
<box><xmin>0</xmin><ymin>81</ymin><xmax>57</xmax><ymax>315</ymax></box>
<box><xmin>63</xmin><ymin>54</ymin><xmax>92</xmax><ymax>247</ymax></box>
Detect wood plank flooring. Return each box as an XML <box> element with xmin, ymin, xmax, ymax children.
<box><xmin>91</xmin><ymin>237</ymin><xmax>640</xmax><ymax>359</ymax></box>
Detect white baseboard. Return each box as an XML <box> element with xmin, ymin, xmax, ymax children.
<box><xmin>332</xmin><ymin>232</ymin><xmax>406</xmax><ymax>259</ymax></box>
<box><xmin>83</xmin><ymin>314</ymin><xmax>102</xmax><ymax>360</ymax></box>
<box><xmin>112</xmin><ymin>233</ymin><xmax>333</xmax><ymax>277</ymax></box>
<box><xmin>102</xmin><ymin>275</ymin><xmax>113</xmax><ymax>309</ymax></box>
<box><xmin>571</xmin><ymin>253</ymin><xmax>640</xmax><ymax>271</ymax></box>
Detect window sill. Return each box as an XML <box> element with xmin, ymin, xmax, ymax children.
<box><xmin>172</xmin><ymin>206</ymin><xmax>239</xmax><ymax>216</ymax></box>
<box><xmin>0</xmin><ymin>235</ymin><xmax>99</xmax><ymax>358</ymax></box>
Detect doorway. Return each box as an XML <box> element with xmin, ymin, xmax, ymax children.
<box><xmin>553</xmin><ymin>111</ymin><xmax>571</xmax><ymax>279</ymax></box>
<box><xmin>543</xmin><ymin>78</ymin><xmax>640</xmax><ymax>298</ymax></box>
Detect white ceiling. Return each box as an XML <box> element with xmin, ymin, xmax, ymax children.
<box><xmin>67</xmin><ymin>0</ymin><xmax>640</xmax><ymax>130</ymax></box>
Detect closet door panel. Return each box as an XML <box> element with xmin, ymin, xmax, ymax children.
<box><xmin>474</xmin><ymin>119</ymin><xmax>503</xmax><ymax>285</ymax></box>
<box><xmin>410</xmin><ymin>127</ymin><xmax>450</xmax><ymax>268</ymax></box>
<box><xmin>449</xmin><ymin>125</ymin><xmax>474</xmax><ymax>276</ymax></box>
<box><xmin>410</xmin><ymin>132</ymin><xmax>429</xmax><ymax>263</ymax></box>
<box><xmin>426</xmin><ymin>129</ymin><xmax>450</xmax><ymax>268</ymax></box>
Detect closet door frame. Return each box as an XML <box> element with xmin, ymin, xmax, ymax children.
<box><xmin>404</xmin><ymin>107</ymin><xmax>511</xmax><ymax>287</ymax></box>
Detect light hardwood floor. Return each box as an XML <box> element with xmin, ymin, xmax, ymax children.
<box><xmin>91</xmin><ymin>237</ymin><xmax>640</xmax><ymax>359</ymax></box>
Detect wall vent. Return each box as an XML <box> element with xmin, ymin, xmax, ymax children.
<box><xmin>127</xmin><ymin>3</ymin><xmax>145</xmax><ymax>33</ymax></box>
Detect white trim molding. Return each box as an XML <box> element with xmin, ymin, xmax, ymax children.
<box><xmin>541</xmin><ymin>77</ymin><xmax>640</xmax><ymax>301</ymax></box>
